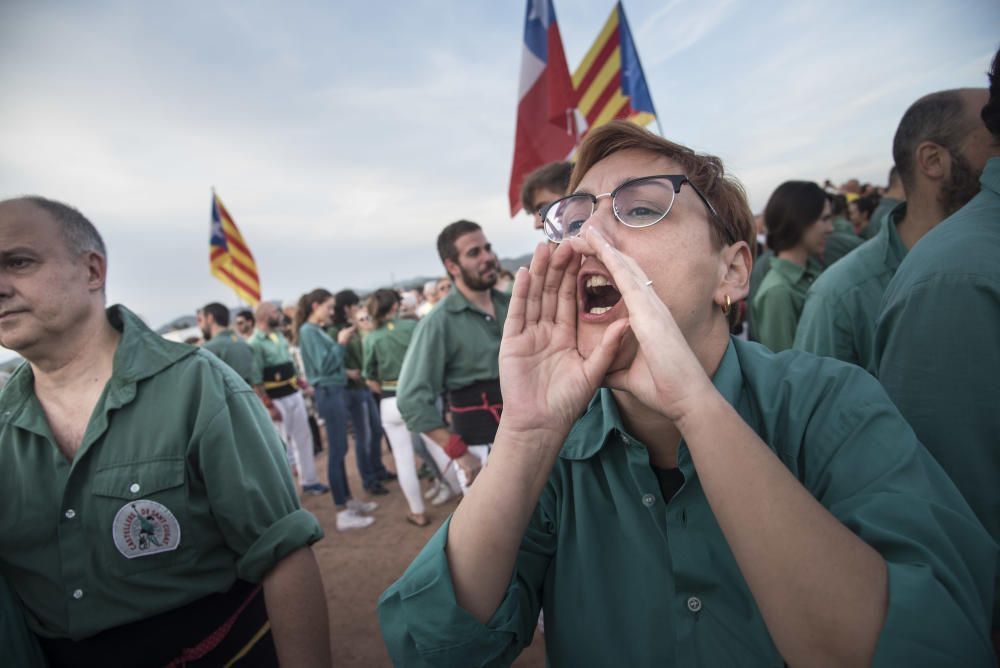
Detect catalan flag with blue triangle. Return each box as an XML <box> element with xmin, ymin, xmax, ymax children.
<box><xmin>572</xmin><ymin>2</ymin><xmax>658</xmax><ymax>135</ymax></box>
<box><xmin>210</xmin><ymin>192</ymin><xmax>261</xmax><ymax>306</ymax></box>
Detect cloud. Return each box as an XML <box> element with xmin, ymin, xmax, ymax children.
<box><xmin>635</xmin><ymin>0</ymin><xmax>737</xmax><ymax>66</ymax></box>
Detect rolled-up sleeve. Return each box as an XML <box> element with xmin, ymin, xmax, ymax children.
<box><xmin>195</xmin><ymin>381</ymin><xmax>323</xmax><ymax>582</ymax></box>
<box><xmin>379</xmin><ymin>504</ymin><xmax>554</xmax><ymax>667</ymax></box>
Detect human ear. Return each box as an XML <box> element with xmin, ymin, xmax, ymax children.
<box><xmin>443</xmin><ymin>258</ymin><xmax>460</xmax><ymax>280</ymax></box>
<box><xmin>914</xmin><ymin>141</ymin><xmax>947</xmax><ymax>183</ymax></box>
<box><xmin>85</xmin><ymin>251</ymin><xmax>108</xmax><ymax>294</ymax></box>
<box><xmin>716</xmin><ymin>241</ymin><xmax>751</xmax><ymax>305</ymax></box>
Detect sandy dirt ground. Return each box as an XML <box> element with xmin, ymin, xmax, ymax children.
<box><xmin>300</xmin><ymin>437</ymin><xmax>546</xmax><ymax>667</ymax></box>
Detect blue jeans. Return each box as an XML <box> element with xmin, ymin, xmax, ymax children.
<box><xmin>314</xmin><ymin>384</ymin><xmax>351</xmax><ymax>506</ymax></box>
<box><xmin>346</xmin><ymin>387</ymin><xmax>387</xmax><ymax>489</ymax></box>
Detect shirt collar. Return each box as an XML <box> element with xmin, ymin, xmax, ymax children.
<box><xmin>559</xmin><ymin>339</ymin><xmax>743</xmax><ymax>461</ymax></box>
<box><xmin>444</xmin><ymin>286</ymin><xmax>503</xmax><ymax>314</ymax></box>
<box><xmin>980</xmin><ymin>156</ymin><xmax>1000</xmax><ymax>196</ymax></box>
<box><xmin>768</xmin><ymin>257</ymin><xmax>819</xmax><ymax>285</ymax></box>
<box><xmin>0</xmin><ymin>304</ymin><xmax>195</xmax><ymax>420</ymax></box>
<box><xmin>882</xmin><ymin>202</ymin><xmax>909</xmax><ymax>271</ymax></box>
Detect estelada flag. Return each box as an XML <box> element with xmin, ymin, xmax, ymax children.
<box><xmin>572</xmin><ymin>2</ymin><xmax>658</xmax><ymax>136</ymax></box>
<box><xmin>210</xmin><ymin>192</ymin><xmax>261</xmax><ymax>306</ymax></box>
<box><xmin>508</xmin><ymin>0</ymin><xmax>578</xmax><ymax>215</ymax></box>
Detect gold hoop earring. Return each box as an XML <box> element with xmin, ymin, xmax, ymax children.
<box><xmin>721</xmin><ymin>295</ymin><xmax>732</xmax><ymax>316</ymax></box>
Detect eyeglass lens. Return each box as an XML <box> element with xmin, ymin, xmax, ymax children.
<box><xmin>543</xmin><ymin>177</ymin><xmax>678</xmax><ymax>243</ymax></box>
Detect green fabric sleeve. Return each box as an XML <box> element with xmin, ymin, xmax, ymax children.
<box><xmin>396</xmin><ymin>317</ymin><xmax>448</xmax><ymax>433</ymax></box>
<box><xmin>362</xmin><ymin>333</ymin><xmax>378</xmax><ymax>382</ymax></box>
<box><xmin>378</xmin><ymin>494</ymin><xmax>555</xmax><ymax>667</ymax></box>
<box><xmin>195</xmin><ymin>383</ymin><xmax>323</xmax><ymax>582</ymax></box>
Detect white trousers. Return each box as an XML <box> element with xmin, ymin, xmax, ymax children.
<box><xmin>419</xmin><ymin>434</ymin><xmax>490</xmax><ymax>495</ymax></box>
<box><xmin>271</xmin><ymin>391</ymin><xmax>319</xmax><ymax>487</ymax></box>
<box><xmin>379</xmin><ymin>397</ymin><xmax>425</xmax><ymax>515</ymax></box>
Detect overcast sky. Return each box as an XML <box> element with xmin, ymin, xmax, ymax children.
<box><xmin>1</xmin><ymin>0</ymin><xmax>997</xmax><ymax>331</ymax></box>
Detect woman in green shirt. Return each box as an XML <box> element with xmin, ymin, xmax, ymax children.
<box><xmin>295</xmin><ymin>288</ymin><xmax>376</xmax><ymax>531</ymax></box>
<box><xmin>378</xmin><ymin>122</ymin><xmax>995</xmax><ymax>666</ymax></box>
<box><xmin>750</xmin><ymin>181</ymin><xmax>832</xmax><ymax>351</ymax></box>
<box><xmin>363</xmin><ymin>289</ymin><xmax>428</xmax><ymax>527</ymax></box>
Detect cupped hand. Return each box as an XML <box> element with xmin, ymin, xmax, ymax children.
<box><xmin>568</xmin><ymin>227</ymin><xmax>715</xmax><ymax>422</ymax></box>
<box><xmin>498</xmin><ymin>241</ymin><xmax>629</xmax><ymax>438</ymax></box>
<box><xmin>336</xmin><ymin>326</ymin><xmax>356</xmax><ymax>346</ymax></box>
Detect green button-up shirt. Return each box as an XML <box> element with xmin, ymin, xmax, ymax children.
<box><xmin>397</xmin><ymin>288</ymin><xmax>509</xmax><ymax>434</ymax></box>
<box><xmin>202</xmin><ymin>327</ymin><xmax>257</xmax><ymax>386</ymax></box>
<box><xmin>750</xmin><ymin>257</ymin><xmax>821</xmax><ymax>352</ymax></box>
<box><xmin>298</xmin><ymin>322</ymin><xmax>346</xmax><ymax>388</ymax></box>
<box><xmin>246</xmin><ymin>328</ymin><xmax>293</xmax><ymax>385</ymax></box>
<box><xmin>863</xmin><ymin>196</ymin><xmax>902</xmax><ymax>240</ymax></box>
<box><xmin>0</xmin><ymin>306</ymin><xmax>323</xmax><ymax>640</ymax></box>
<box><xmin>876</xmin><ymin>157</ymin><xmax>1000</xmax><ymax>628</ymax></box>
<box><xmin>363</xmin><ymin>318</ymin><xmax>418</xmax><ymax>387</ymax></box>
<box><xmin>379</xmin><ymin>338</ymin><xmax>997</xmax><ymax>666</ymax></box>
<box><xmin>795</xmin><ymin>204</ymin><xmax>908</xmax><ymax>370</ymax></box>
<box><xmin>0</xmin><ymin>576</ymin><xmax>44</xmax><ymax>665</ymax></box>
<box><xmin>822</xmin><ymin>230</ymin><xmax>863</xmax><ymax>268</ymax></box>
<box><xmin>328</xmin><ymin>324</ymin><xmax>365</xmax><ymax>390</ymax></box>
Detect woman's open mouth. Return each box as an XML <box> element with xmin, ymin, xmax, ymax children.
<box><xmin>580</xmin><ymin>274</ymin><xmax>623</xmax><ymax>317</ymax></box>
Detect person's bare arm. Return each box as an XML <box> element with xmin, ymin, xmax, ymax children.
<box><xmin>262</xmin><ymin>546</ymin><xmax>332</xmax><ymax>667</ymax></box>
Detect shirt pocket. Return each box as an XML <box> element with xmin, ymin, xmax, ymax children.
<box><xmin>91</xmin><ymin>457</ymin><xmax>195</xmax><ymax>577</ymax></box>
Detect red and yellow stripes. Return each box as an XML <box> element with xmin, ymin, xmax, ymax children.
<box><xmin>210</xmin><ymin>194</ymin><xmax>261</xmax><ymax>306</ymax></box>
<box><xmin>571</xmin><ymin>5</ymin><xmax>655</xmax><ymax>133</ymax></box>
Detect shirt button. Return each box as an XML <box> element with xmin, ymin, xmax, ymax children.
<box><xmin>72</xmin><ymin>589</ymin><xmax>84</xmax><ymax>600</ymax></box>
<box><xmin>687</xmin><ymin>596</ymin><xmax>702</xmax><ymax>613</ymax></box>
<box><xmin>64</xmin><ymin>509</ymin><xmax>76</xmax><ymax>519</ymax></box>
<box><xmin>641</xmin><ymin>493</ymin><xmax>656</xmax><ymax>507</ymax></box>
<box><xmin>129</xmin><ymin>483</ymin><xmax>141</xmax><ymax>494</ymax></box>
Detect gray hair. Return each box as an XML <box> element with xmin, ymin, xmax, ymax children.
<box><xmin>22</xmin><ymin>196</ymin><xmax>107</xmax><ymax>259</ymax></box>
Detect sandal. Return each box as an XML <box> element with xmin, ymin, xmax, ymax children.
<box><xmin>406</xmin><ymin>513</ymin><xmax>430</xmax><ymax>527</ymax></box>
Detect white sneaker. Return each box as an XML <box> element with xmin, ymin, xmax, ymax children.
<box><xmin>346</xmin><ymin>498</ymin><xmax>378</xmax><ymax>514</ymax></box>
<box><xmin>423</xmin><ymin>480</ymin><xmax>440</xmax><ymax>500</ymax></box>
<box><xmin>430</xmin><ymin>484</ymin><xmax>455</xmax><ymax>506</ymax></box>
<box><xmin>336</xmin><ymin>509</ymin><xmax>374</xmax><ymax>531</ymax></box>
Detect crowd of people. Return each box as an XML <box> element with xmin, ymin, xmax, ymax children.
<box><xmin>0</xmin><ymin>47</ymin><xmax>997</xmax><ymax>668</ymax></box>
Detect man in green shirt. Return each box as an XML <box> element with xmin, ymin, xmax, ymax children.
<box><xmin>796</xmin><ymin>88</ymin><xmax>992</xmax><ymax>370</ymax></box>
<box><xmin>397</xmin><ymin>220</ymin><xmax>510</xmax><ymax>494</ymax></box>
<box><xmin>248</xmin><ymin>301</ymin><xmax>328</xmax><ymax>496</ymax></box>
<box><xmin>876</xmin><ymin>57</ymin><xmax>1000</xmax><ymax>645</ymax></box>
<box><xmin>0</xmin><ymin>196</ymin><xmax>331</xmax><ymax>666</ymax></box>
<box><xmin>198</xmin><ymin>301</ymin><xmax>256</xmax><ymax>385</ymax></box>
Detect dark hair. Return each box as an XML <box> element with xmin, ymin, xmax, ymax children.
<box><xmin>201</xmin><ymin>302</ymin><xmax>229</xmax><ymax>327</ymax></box>
<box><xmin>21</xmin><ymin>196</ymin><xmax>107</xmax><ymax>260</ymax></box>
<box><xmin>764</xmin><ymin>181</ymin><xmax>827</xmax><ymax>252</ymax></box>
<box><xmin>983</xmin><ymin>47</ymin><xmax>1000</xmax><ymax>140</ymax></box>
<box><xmin>520</xmin><ymin>161</ymin><xmax>573</xmax><ymax>212</ymax></box>
<box><xmin>293</xmin><ymin>288</ymin><xmax>334</xmax><ymax>343</ymax></box>
<box><xmin>570</xmin><ymin>121</ymin><xmax>755</xmax><ymax>253</ymax></box>
<box><xmin>854</xmin><ymin>194</ymin><xmax>880</xmax><ymax>220</ymax></box>
<box><xmin>893</xmin><ymin>89</ymin><xmax>979</xmax><ymax>192</ymax></box>
<box><xmin>333</xmin><ymin>289</ymin><xmax>360</xmax><ymax>326</ymax></box>
<box><xmin>887</xmin><ymin>165</ymin><xmax>900</xmax><ymax>188</ymax></box>
<box><xmin>366</xmin><ymin>289</ymin><xmax>400</xmax><ymax>328</ymax></box>
<box><xmin>829</xmin><ymin>194</ymin><xmax>848</xmax><ymax>217</ymax></box>
<box><xmin>235</xmin><ymin>309</ymin><xmax>254</xmax><ymax>325</ymax></box>
<box><xmin>436</xmin><ymin>220</ymin><xmax>482</xmax><ymax>266</ymax></box>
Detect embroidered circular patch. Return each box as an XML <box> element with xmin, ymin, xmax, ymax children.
<box><xmin>112</xmin><ymin>500</ymin><xmax>181</xmax><ymax>559</ymax></box>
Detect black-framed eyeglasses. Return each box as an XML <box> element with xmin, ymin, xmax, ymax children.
<box><xmin>540</xmin><ymin>174</ymin><xmax>721</xmax><ymax>244</ymax></box>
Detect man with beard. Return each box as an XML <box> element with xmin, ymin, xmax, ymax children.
<box><xmin>795</xmin><ymin>88</ymin><xmax>993</xmax><ymax>371</ymax></box>
<box><xmin>249</xmin><ymin>301</ymin><xmax>328</xmax><ymax>496</ymax></box>
<box><xmin>197</xmin><ymin>302</ymin><xmax>255</xmax><ymax>386</ymax></box>
<box><xmin>876</xmin><ymin>55</ymin><xmax>1000</xmax><ymax>650</ymax></box>
<box><xmin>397</xmin><ymin>220</ymin><xmax>509</xmax><ymax>494</ymax></box>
